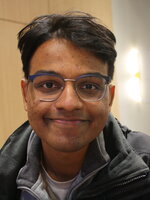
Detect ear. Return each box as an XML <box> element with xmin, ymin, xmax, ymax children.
<box><xmin>21</xmin><ymin>79</ymin><xmax>28</xmax><ymax>111</ymax></box>
<box><xmin>108</xmin><ymin>84</ymin><xmax>115</xmax><ymax>107</ymax></box>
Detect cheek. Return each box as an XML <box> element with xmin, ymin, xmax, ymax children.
<box><xmin>26</xmin><ymin>102</ymin><xmax>52</xmax><ymax>142</ymax></box>
<box><xmin>26</xmin><ymin>98</ymin><xmax>48</xmax><ymax>126</ymax></box>
<box><xmin>88</xmin><ymin>100</ymin><xmax>110</xmax><ymax>133</ymax></box>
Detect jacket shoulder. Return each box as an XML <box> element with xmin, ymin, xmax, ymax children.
<box><xmin>1</xmin><ymin>121</ymin><xmax>32</xmax><ymax>153</ymax></box>
<box><xmin>126</xmin><ymin>130</ymin><xmax>150</xmax><ymax>167</ymax></box>
<box><xmin>0</xmin><ymin>121</ymin><xmax>32</xmax><ymax>200</ymax></box>
<box><xmin>114</xmin><ymin>116</ymin><xmax>150</xmax><ymax>167</ymax></box>
<box><xmin>126</xmin><ymin>130</ymin><xmax>150</xmax><ymax>152</ymax></box>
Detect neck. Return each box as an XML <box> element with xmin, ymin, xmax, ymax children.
<box><xmin>41</xmin><ymin>143</ymin><xmax>88</xmax><ymax>182</ymax></box>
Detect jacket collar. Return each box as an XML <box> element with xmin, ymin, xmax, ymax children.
<box><xmin>99</xmin><ymin>113</ymin><xmax>149</xmax><ymax>184</ymax></box>
<box><xmin>16</xmin><ymin>131</ymin><xmax>41</xmax><ymax>188</ymax></box>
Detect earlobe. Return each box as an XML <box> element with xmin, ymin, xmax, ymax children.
<box><xmin>21</xmin><ymin>79</ymin><xmax>28</xmax><ymax>111</ymax></box>
<box><xmin>108</xmin><ymin>84</ymin><xmax>115</xmax><ymax>107</ymax></box>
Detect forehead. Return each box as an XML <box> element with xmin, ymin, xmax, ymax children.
<box><xmin>29</xmin><ymin>39</ymin><xmax>108</xmax><ymax>77</ymax></box>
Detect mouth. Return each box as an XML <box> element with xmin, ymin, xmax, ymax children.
<box><xmin>44</xmin><ymin>117</ymin><xmax>90</xmax><ymax>126</ymax></box>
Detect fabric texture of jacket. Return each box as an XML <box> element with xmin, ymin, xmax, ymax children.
<box><xmin>0</xmin><ymin>113</ymin><xmax>150</xmax><ymax>200</ymax></box>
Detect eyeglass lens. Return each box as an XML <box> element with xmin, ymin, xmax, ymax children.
<box><xmin>31</xmin><ymin>74</ymin><xmax>107</xmax><ymax>102</ymax></box>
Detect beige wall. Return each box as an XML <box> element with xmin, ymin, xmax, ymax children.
<box><xmin>0</xmin><ymin>0</ymin><xmax>118</xmax><ymax>147</ymax></box>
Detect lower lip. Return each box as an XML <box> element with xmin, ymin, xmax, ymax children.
<box><xmin>54</xmin><ymin>119</ymin><xmax>83</xmax><ymax>125</ymax></box>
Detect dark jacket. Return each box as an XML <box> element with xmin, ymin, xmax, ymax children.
<box><xmin>0</xmin><ymin>114</ymin><xmax>150</xmax><ymax>200</ymax></box>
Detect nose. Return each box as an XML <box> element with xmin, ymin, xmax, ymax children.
<box><xmin>55</xmin><ymin>82</ymin><xmax>83</xmax><ymax>111</ymax></box>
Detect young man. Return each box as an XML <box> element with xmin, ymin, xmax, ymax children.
<box><xmin>0</xmin><ymin>12</ymin><xmax>150</xmax><ymax>200</ymax></box>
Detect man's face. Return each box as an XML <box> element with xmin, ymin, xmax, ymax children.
<box><xmin>21</xmin><ymin>39</ymin><xmax>115</xmax><ymax>153</ymax></box>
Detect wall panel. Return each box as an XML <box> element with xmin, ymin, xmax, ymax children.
<box><xmin>0</xmin><ymin>0</ymin><xmax>49</xmax><ymax>23</ymax></box>
<box><xmin>0</xmin><ymin>21</ymin><xmax>27</xmax><ymax>147</ymax></box>
<box><xmin>48</xmin><ymin>0</ymin><xmax>112</xmax><ymax>28</ymax></box>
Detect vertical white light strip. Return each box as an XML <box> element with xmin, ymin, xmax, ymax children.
<box><xmin>125</xmin><ymin>48</ymin><xmax>142</xmax><ymax>102</ymax></box>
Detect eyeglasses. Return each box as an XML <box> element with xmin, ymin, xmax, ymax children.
<box><xmin>28</xmin><ymin>72</ymin><xmax>111</xmax><ymax>102</ymax></box>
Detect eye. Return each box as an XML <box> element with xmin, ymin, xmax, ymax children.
<box><xmin>43</xmin><ymin>81</ymin><xmax>56</xmax><ymax>89</ymax></box>
<box><xmin>34</xmin><ymin>80</ymin><xmax>62</xmax><ymax>93</ymax></box>
<box><xmin>80</xmin><ymin>82</ymin><xmax>101</xmax><ymax>90</ymax></box>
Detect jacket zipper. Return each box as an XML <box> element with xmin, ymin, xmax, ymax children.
<box><xmin>106</xmin><ymin>173</ymin><xmax>148</xmax><ymax>198</ymax></box>
<box><xmin>103</xmin><ymin>173</ymin><xmax>149</xmax><ymax>199</ymax></box>
<box><xmin>110</xmin><ymin>173</ymin><xmax>148</xmax><ymax>196</ymax></box>
<box><xmin>113</xmin><ymin>173</ymin><xmax>147</xmax><ymax>188</ymax></box>
<box><xmin>67</xmin><ymin>173</ymin><xmax>148</xmax><ymax>199</ymax></box>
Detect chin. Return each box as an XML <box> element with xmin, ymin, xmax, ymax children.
<box><xmin>47</xmin><ymin>139</ymin><xmax>88</xmax><ymax>153</ymax></box>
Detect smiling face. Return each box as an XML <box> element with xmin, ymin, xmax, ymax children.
<box><xmin>21</xmin><ymin>39</ymin><xmax>115</xmax><ymax>153</ymax></box>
